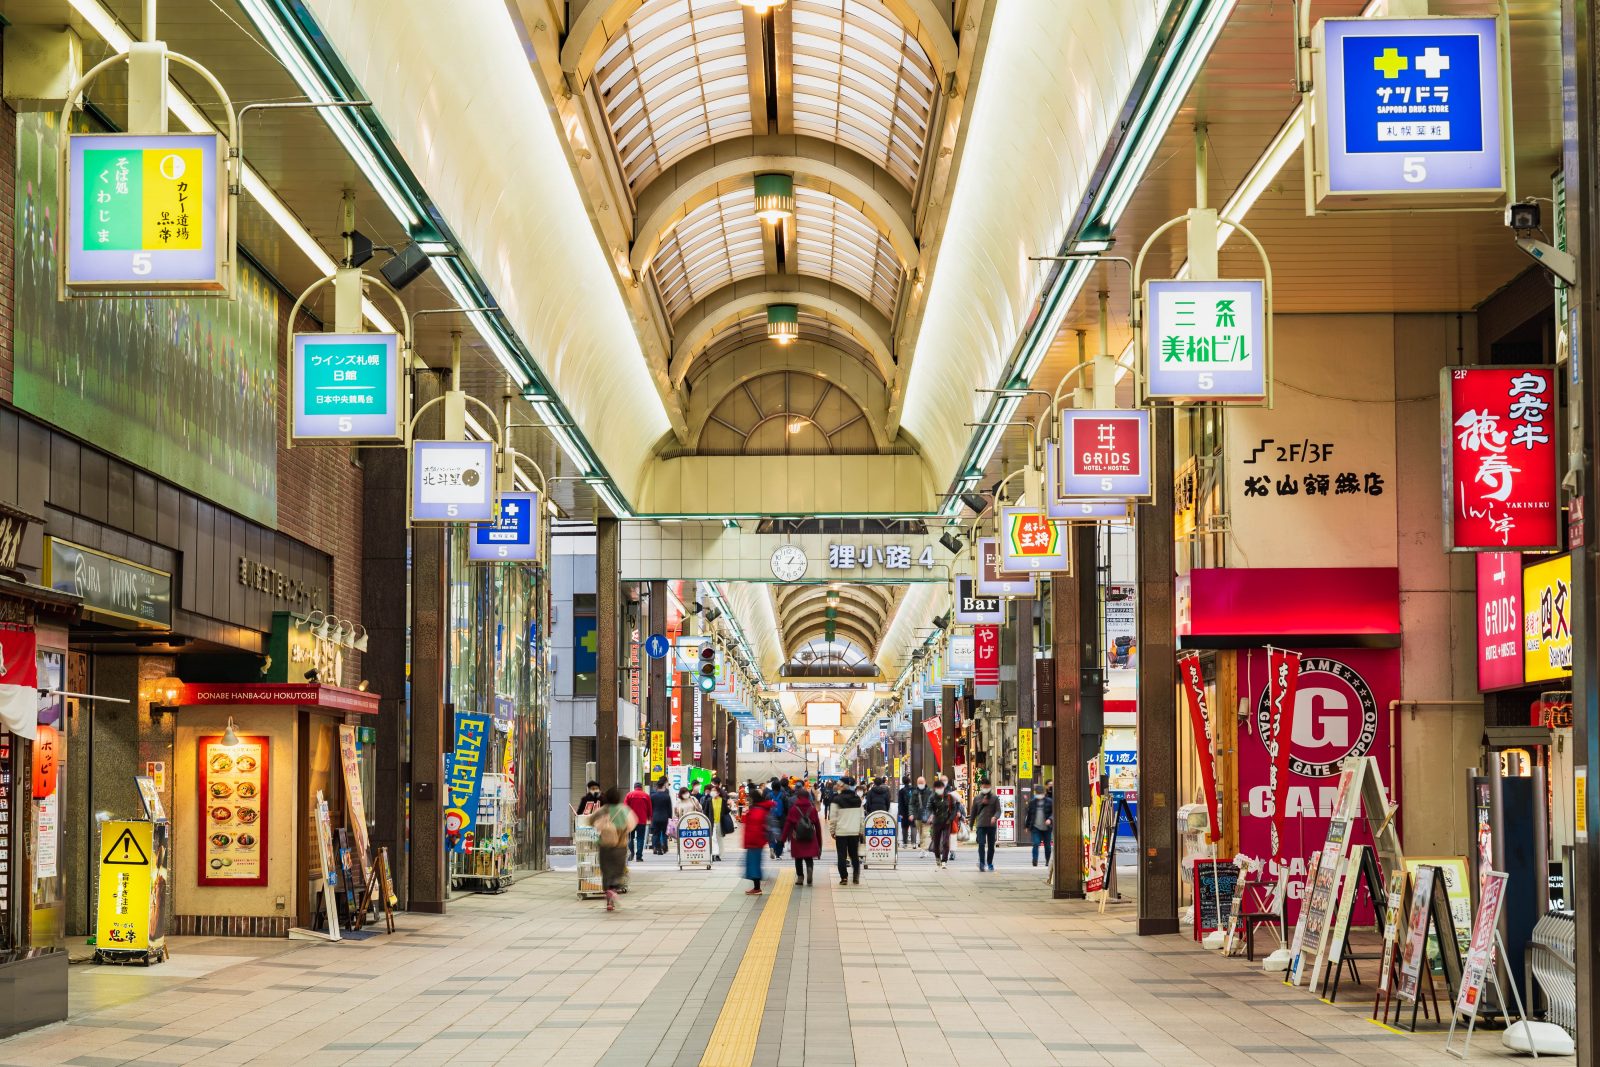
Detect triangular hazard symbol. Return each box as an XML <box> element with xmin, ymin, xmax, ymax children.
<box><xmin>103</xmin><ymin>827</ymin><xmax>149</xmax><ymax>866</ymax></box>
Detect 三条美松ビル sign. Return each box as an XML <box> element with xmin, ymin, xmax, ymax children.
<box><xmin>467</xmin><ymin>490</ymin><xmax>541</xmax><ymax>562</ymax></box>
<box><xmin>999</xmin><ymin>507</ymin><xmax>1070</xmax><ymax>573</ymax></box>
<box><xmin>411</xmin><ymin>440</ymin><xmax>497</xmax><ymax>524</ymax></box>
<box><xmin>1313</xmin><ymin>17</ymin><xmax>1506</xmax><ymax>208</ymax></box>
<box><xmin>1143</xmin><ymin>279</ymin><xmax>1267</xmax><ymax>402</ymax></box>
<box><xmin>1057</xmin><ymin>409</ymin><xmax>1152</xmax><ymax>500</ymax></box>
<box><xmin>1442</xmin><ymin>366</ymin><xmax>1559</xmax><ymax>551</ymax></box>
<box><xmin>292</xmin><ymin>333</ymin><xmax>403</xmax><ymax>442</ymax></box>
<box><xmin>65</xmin><ymin>132</ymin><xmax>227</xmax><ymax>291</ymax></box>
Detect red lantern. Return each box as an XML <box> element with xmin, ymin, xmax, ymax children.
<box><xmin>32</xmin><ymin>723</ymin><xmax>59</xmax><ymax>799</ymax></box>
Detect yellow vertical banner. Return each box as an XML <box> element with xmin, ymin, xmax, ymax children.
<box><xmin>140</xmin><ymin>148</ymin><xmax>204</xmax><ymax>250</ymax></box>
<box><xmin>96</xmin><ymin>820</ymin><xmax>156</xmax><ymax>954</ymax></box>
<box><xmin>650</xmin><ymin>730</ymin><xmax>666</xmax><ymax>778</ymax></box>
<box><xmin>1018</xmin><ymin>728</ymin><xmax>1034</xmax><ymax>779</ymax></box>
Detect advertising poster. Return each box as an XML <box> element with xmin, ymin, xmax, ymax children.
<box><xmin>198</xmin><ymin>736</ymin><xmax>268</xmax><ymax>886</ymax></box>
<box><xmin>995</xmin><ymin>786</ymin><xmax>1016</xmax><ymax>844</ymax></box>
<box><xmin>1523</xmin><ymin>553</ymin><xmax>1573</xmax><ymax>683</ymax></box>
<box><xmin>1398</xmin><ymin>865</ymin><xmax>1438</xmax><ymax>1002</ymax></box>
<box><xmin>1104</xmin><ymin>586</ymin><xmax>1136</xmax><ymax>671</ymax></box>
<box><xmin>864</xmin><ymin>810</ymin><xmax>897</xmax><ymax>867</ymax></box>
<box><xmin>444</xmin><ymin>712</ymin><xmax>491</xmax><ymax>851</ymax></box>
<box><xmin>1237</xmin><ymin>647</ymin><xmax>1399</xmax><ymax>922</ymax></box>
<box><xmin>1456</xmin><ymin>870</ymin><xmax>1508</xmax><ymax>1017</ymax></box>
<box><xmin>337</xmin><ymin>725</ymin><xmax>372</xmax><ymax>884</ymax></box>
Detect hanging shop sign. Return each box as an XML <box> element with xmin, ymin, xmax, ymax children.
<box><xmin>1043</xmin><ymin>441</ymin><xmax>1131</xmax><ymax>521</ymax></box>
<box><xmin>999</xmin><ymin>507</ymin><xmax>1070</xmax><ymax>572</ymax></box>
<box><xmin>337</xmin><ymin>725</ymin><xmax>372</xmax><ymax>885</ymax></box>
<box><xmin>1056</xmin><ymin>409</ymin><xmax>1152</xmax><ymax>499</ymax></box>
<box><xmin>410</xmin><ymin>440</ymin><xmax>496</xmax><ymax>524</ymax></box>
<box><xmin>30</xmin><ymin>724</ymin><xmax>59</xmax><ymax>800</ymax></box>
<box><xmin>1475</xmin><ymin>551</ymin><xmax>1523</xmax><ymax>691</ymax></box>
<box><xmin>974</xmin><ymin>624</ymin><xmax>1000</xmax><ymax>699</ymax></box>
<box><xmin>44</xmin><ymin>537</ymin><xmax>171</xmax><ymax>629</ymax></box>
<box><xmin>64</xmin><ymin>132</ymin><xmax>227</xmax><ymax>291</ymax></box>
<box><xmin>864</xmin><ymin>810</ymin><xmax>897</xmax><ymax>868</ymax></box>
<box><xmin>198</xmin><ymin>735</ymin><xmax>268</xmax><ymax>887</ymax></box>
<box><xmin>1178</xmin><ymin>653</ymin><xmax>1221</xmax><ymax>843</ymax></box>
<box><xmin>946</xmin><ymin>634</ymin><xmax>974</xmax><ymax>678</ymax></box>
<box><xmin>1443</xmin><ymin>366</ymin><xmax>1559</xmax><ymax>551</ymax></box>
<box><xmin>444</xmin><ymin>711</ymin><xmax>491</xmax><ymax>851</ymax></box>
<box><xmin>0</xmin><ymin>628</ymin><xmax>39</xmax><ymax>740</ymax></box>
<box><xmin>1522</xmin><ymin>553</ymin><xmax>1572</xmax><ymax>684</ymax></box>
<box><xmin>977</xmin><ymin>537</ymin><xmax>1037</xmax><ymax>597</ymax></box>
<box><xmin>95</xmin><ymin>820</ymin><xmax>160</xmax><ymax>953</ymax></box>
<box><xmin>1142</xmin><ymin>279</ymin><xmax>1268</xmax><ymax>402</ymax></box>
<box><xmin>1312</xmin><ymin>17</ymin><xmax>1507</xmax><ymax>209</ymax></box>
<box><xmin>467</xmin><ymin>490</ymin><xmax>541</xmax><ymax>563</ymax></box>
<box><xmin>291</xmin><ymin>333</ymin><xmax>403</xmax><ymax>442</ymax></box>
<box><xmin>952</xmin><ymin>577</ymin><xmax>1002</xmax><ymax>625</ymax></box>
<box><xmin>1265</xmin><ymin>649</ymin><xmax>1302</xmax><ymax>864</ymax></box>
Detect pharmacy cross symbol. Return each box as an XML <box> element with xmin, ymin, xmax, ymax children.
<box><xmin>1415</xmin><ymin>47</ymin><xmax>1450</xmax><ymax>79</ymax></box>
<box><xmin>1373</xmin><ymin>47</ymin><xmax>1408</xmax><ymax>78</ymax></box>
<box><xmin>580</xmin><ymin>629</ymin><xmax>599</xmax><ymax>654</ymax></box>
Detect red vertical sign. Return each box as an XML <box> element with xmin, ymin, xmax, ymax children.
<box><xmin>1177</xmin><ymin>652</ymin><xmax>1220</xmax><ymax>843</ymax></box>
<box><xmin>1444</xmin><ymin>366</ymin><xmax>1559</xmax><ymax>550</ymax></box>
<box><xmin>974</xmin><ymin>624</ymin><xmax>1000</xmax><ymax>688</ymax></box>
<box><xmin>1265</xmin><ymin>648</ymin><xmax>1301</xmax><ymax>863</ymax></box>
<box><xmin>1475</xmin><ymin>551</ymin><xmax>1523</xmax><ymax>690</ymax></box>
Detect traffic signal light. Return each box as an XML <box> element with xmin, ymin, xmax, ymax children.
<box><xmin>697</xmin><ymin>641</ymin><xmax>718</xmax><ymax>693</ymax></box>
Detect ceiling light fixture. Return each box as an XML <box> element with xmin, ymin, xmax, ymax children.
<box><xmin>767</xmin><ymin>304</ymin><xmax>800</xmax><ymax>345</ymax></box>
<box><xmin>738</xmin><ymin>0</ymin><xmax>789</xmax><ymax>11</ymax></box>
<box><xmin>753</xmin><ymin>173</ymin><xmax>796</xmax><ymax>222</ymax></box>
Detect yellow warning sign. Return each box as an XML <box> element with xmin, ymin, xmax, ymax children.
<box><xmin>96</xmin><ymin>821</ymin><xmax>159</xmax><ymax>953</ymax></box>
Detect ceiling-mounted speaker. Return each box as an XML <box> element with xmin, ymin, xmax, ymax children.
<box><xmin>381</xmin><ymin>242</ymin><xmax>432</xmax><ymax>291</ymax></box>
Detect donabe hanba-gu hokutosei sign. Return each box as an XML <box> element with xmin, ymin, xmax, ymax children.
<box><xmin>1442</xmin><ymin>366</ymin><xmax>1559</xmax><ymax>551</ymax></box>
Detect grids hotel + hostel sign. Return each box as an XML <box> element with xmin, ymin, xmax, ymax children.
<box><xmin>953</xmin><ymin>576</ymin><xmax>1002</xmax><ymax>625</ymax></box>
<box><xmin>468</xmin><ymin>490</ymin><xmax>541</xmax><ymax>562</ymax></box>
<box><xmin>292</xmin><ymin>333</ymin><xmax>403</xmax><ymax>442</ymax></box>
<box><xmin>1143</xmin><ymin>279</ymin><xmax>1267</xmax><ymax>401</ymax></box>
<box><xmin>1443</xmin><ymin>367</ymin><xmax>1559</xmax><ymax>550</ymax></box>
<box><xmin>411</xmin><ymin>440</ymin><xmax>497</xmax><ymax>523</ymax></box>
<box><xmin>1312</xmin><ymin>17</ymin><xmax>1506</xmax><ymax>208</ymax></box>
<box><xmin>65</xmin><ymin>132</ymin><xmax>226</xmax><ymax>290</ymax></box>
<box><xmin>1523</xmin><ymin>553</ymin><xmax>1572</xmax><ymax>684</ymax></box>
<box><xmin>999</xmin><ymin>507</ymin><xmax>1069</xmax><ymax>573</ymax></box>
<box><xmin>1476</xmin><ymin>551</ymin><xmax>1523</xmax><ymax>691</ymax></box>
<box><xmin>1058</xmin><ymin>409</ymin><xmax>1152</xmax><ymax>499</ymax></box>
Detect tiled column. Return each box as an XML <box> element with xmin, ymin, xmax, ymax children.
<box><xmin>596</xmin><ymin>518</ymin><xmax>620</xmax><ymax>792</ymax></box>
<box><xmin>646</xmin><ymin>581</ymin><xmax>668</xmax><ymax>780</ymax></box>
<box><xmin>1136</xmin><ymin>408</ymin><xmax>1179</xmax><ymax>935</ymax></box>
<box><xmin>1051</xmin><ymin>556</ymin><xmax>1085</xmax><ymax>898</ymax></box>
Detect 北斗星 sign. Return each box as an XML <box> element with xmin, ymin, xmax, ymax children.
<box><xmin>953</xmin><ymin>576</ymin><xmax>1003</xmax><ymax>625</ymax></box>
<box><xmin>467</xmin><ymin>490</ymin><xmax>540</xmax><ymax>562</ymax></box>
<box><xmin>411</xmin><ymin>440</ymin><xmax>496</xmax><ymax>523</ymax></box>
<box><xmin>1057</xmin><ymin>409</ymin><xmax>1152</xmax><ymax>499</ymax></box>
<box><xmin>1442</xmin><ymin>366</ymin><xmax>1559</xmax><ymax>551</ymax></box>
<box><xmin>292</xmin><ymin>333</ymin><xmax>403</xmax><ymax>442</ymax></box>
<box><xmin>1314</xmin><ymin>17</ymin><xmax>1506</xmax><ymax>207</ymax></box>
<box><xmin>999</xmin><ymin>507</ymin><xmax>1070</xmax><ymax>572</ymax></box>
<box><xmin>1144</xmin><ymin>279</ymin><xmax>1267</xmax><ymax>401</ymax></box>
<box><xmin>66</xmin><ymin>132</ymin><xmax>226</xmax><ymax>291</ymax></box>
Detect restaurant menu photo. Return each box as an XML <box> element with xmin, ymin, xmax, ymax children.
<box><xmin>198</xmin><ymin>736</ymin><xmax>268</xmax><ymax>886</ymax></box>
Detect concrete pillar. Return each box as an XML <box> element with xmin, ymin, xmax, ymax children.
<box><xmin>361</xmin><ymin>444</ymin><xmax>410</xmax><ymax>905</ymax></box>
<box><xmin>940</xmin><ymin>686</ymin><xmax>955</xmax><ymax>782</ymax></box>
<box><xmin>646</xmin><ymin>581</ymin><xmax>668</xmax><ymax>780</ymax></box>
<box><xmin>706</xmin><ymin>698</ymin><xmax>720</xmax><ymax>776</ymax></box>
<box><xmin>912</xmin><ymin>702</ymin><xmax>928</xmax><ymax>782</ymax></box>
<box><xmin>1137</xmin><ymin>408</ymin><xmax>1179</xmax><ymax>935</ymax></box>
<box><xmin>595</xmin><ymin>518</ymin><xmax>620</xmax><ymax>792</ymax></box>
<box><xmin>724</xmin><ymin>716</ymin><xmax>737</xmax><ymax>785</ymax></box>
<box><xmin>1015</xmin><ymin>597</ymin><xmax>1037</xmax><ymax>791</ymax></box>
<box><xmin>1051</xmin><ymin>542</ymin><xmax>1087</xmax><ymax>898</ymax></box>
<box><xmin>407</xmin><ymin>368</ymin><xmax>449</xmax><ymax>913</ymax></box>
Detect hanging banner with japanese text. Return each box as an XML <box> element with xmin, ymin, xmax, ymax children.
<box><xmin>1057</xmin><ymin>409</ymin><xmax>1152</xmax><ymax>499</ymax></box>
<box><xmin>444</xmin><ymin>711</ymin><xmax>491</xmax><ymax>852</ymax></box>
<box><xmin>1143</xmin><ymin>279</ymin><xmax>1268</xmax><ymax>402</ymax></box>
<box><xmin>922</xmin><ymin>717</ymin><xmax>944</xmax><ymax>770</ymax></box>
<box><xmin>1266</xmin><ymin>649</ymin><xmax>1302</xmax><ymax>863</ymax></box>
<box><xmin>1178</xmin><ymin>652</ymin><xmax>1221</xmax><ymax>843</ymax></box>
<box><xmin>999</xmin><ymin>507</ymin><xmax>1069</xmax><ymax>572</ymax></box>
<box><xmin>974</xmin><ymin>624</ymin><xmax>1000</xmax><ymax>699</ymax></box>
<box><xmin>1443</xmin><ymin>365</ymin><xmax>1558</xmax><ymax>551</ymax></box>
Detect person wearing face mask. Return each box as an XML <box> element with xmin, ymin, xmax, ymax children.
<box><xmin>909</xmin><ymin>776</ymin><xmax>932</xmax><ymax>850</ymax></box>
<box><xmin>970</xmin><ymin>781</ymin><xmax>1001</xmax><ymax>872</ymax></box>
<box><xmin>575</xmin><ymin>780</ymin><xmax>603</xmax><ymax>819</ymax></box>
<box><xmin>928</xmin><ymin>778</ymin><xmax>957</xmax><ymax>869</ymax></box>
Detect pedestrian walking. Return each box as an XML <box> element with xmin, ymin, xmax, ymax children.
<box><xmin>1025</xmin><ymin>785</ymin><xmax>1054</xmax><ymax>867</ymax></box>
<box><xmin>742</xmin><ymin>792</ymin><xmax>774</xmax><ymax>895</ymax></box>
<box><xmin>928</xmin><ymin>779</ymin><xmax>957</xmax><ymax>869</ymax></box>
<box><xmin>781</xmin><ymin>788</ymin><xmax>823</xmax><ymax>886</ymax></box>
<box><xmin>828</xmin><ymin>776</ymin><xmax>865</xmax><ymax>884</ymax></box>
<box><xmin>897</xmin><ymin>777</ymin><xmax>913</xmax><ymax>845</ymax></box>
<box><xmin>624</xmin><ymin>781</ymin><xmax>652</xmax><ymax>861</ymax></box>
<box><xmin>864</xmin><ymin>776</ymin><xmax>892</xmax><ymax>814</ymax></box>
<box><xmin>909</xmin><ymin>776</ymin><xmax>932</xmax><ymax>849</ymax></box>
<box><xmin>714</xmin><ymin>785</ymin><xmax>736</xmax><ymax>861</ymax></box>
<box><xmin>971</xmin><ymin>782</ymin><xmax>1000</xmax><ymax>871</ymax></box>
<box><xmin>587</xmin><ymin>787</ymin><xmax>637</xmax><ymax>912</ymax></box>
<box><xmin>766</xmin><ymin>783</ymin><xmax>788</xmax><ymax>859</ymax></box>
<box><xmin>648</xmin><ymin>779</ymin><xmax>673</xmax><ymax>854</ymax></box>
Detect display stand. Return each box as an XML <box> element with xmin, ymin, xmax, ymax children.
<box><xmin>451</xmin><ymin>773</ymin><xmax>514</xmax><ymax>893</ymax></box>
<box><xmin>1445</xmin><ymin>871</ymin><xmax>1532</xmax><ymax>1059</ymax></box>
<box><xmin>290</xmin><ymin>792</ymin><xmax>342</xmax><ymax>942</ymax></box>
<box><xmin>1373</xmin><ymin>869</ymin><xmax>1412</xmax><ymax>1025</ymax></box>
<box><xmin>1322</xmin><ymin>847</ymin><xmax>1391</xmax><ymax>1002</ymax></box>
<box><xmin>574</xmin><ymin>824</ymin><xmax>605</xmax><ymax>899</ymax></box>
<box><xmin>1394</xmin><ymin>864</ymin><xmax>1463</xmax><ymax>1031</ymax></box>
<box><xmin>356</xmin><ymin>847</ymin><xmax>397</xmax><ymax>934</ymax></box>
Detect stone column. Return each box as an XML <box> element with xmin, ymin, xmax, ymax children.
<box><xmin>1136</xmin><ymin>408</ymin><xmax>1179</xmax><ymax>935</ymax></box>
<box><xmin>1051</xmin><ymin>549</ymin><xmax>1086</xmax><ymax>898</ymax></box>
<box><xmin>595</xmin><ymin>518</ymin><xmax>620</xmax><ymax>792</ymax></box>
<box><xmin>406</xmin><ymin>367</ymin><xmax>449</xmax><ymax>914</ymax></box>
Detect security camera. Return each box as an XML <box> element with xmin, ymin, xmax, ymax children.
<box><xmin>1515</xmin><ymin>236</ymin><xmax>1577</xmax><ymax>288</ymax></box>
<box><xmin>1505</xmin><ymin>201</ymin><xmax>1541</xmax><ymax>231</ymax></box>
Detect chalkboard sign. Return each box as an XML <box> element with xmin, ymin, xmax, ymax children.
<box><xmin>1193</xmin><ymin>860</ymin><xmax>1240</xmax><ymax>939</ymax></box>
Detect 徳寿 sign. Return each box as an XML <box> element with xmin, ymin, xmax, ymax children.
<box><xmin>65</xmin><ymin>132</ymin><xmax>227</xmax><ymax>291</ymax></box>
<box><xmin>999</xmin><ymin>507</ymin><xmax>1070</xmax><ymax>572</ymax></box>
<box><xmin>1057</xmin><ymin>409</ymin><xmax>1152</xmax><ymax>499</ymax></box>
<box><xmin>411</xmin><ymin>440</ymin><xmax>497</xmax><ymax>523</ymax></box>
<box><xmin>468</xmin><ymin>490</ymin><xmax>541</xmax><ymax>562</ymax></box>
<box><xmin>1312</xmin><ymin>17</ymin><xmax>1507</xmax><ymax>208</ymax></box>
<box><xmin>1143</xmin><ymin>279</ymin><xmax>1267</xmax><ymax>402</ymax></box>
<box><xmin>292</xmin><ymin>333</ymin><xmax>403</xmax><ymax>442</ymax></box>
<box><xmin>1442</xmin><ymin>366</ymin><xmax>1559</xmax><ymax>551</ymax></box>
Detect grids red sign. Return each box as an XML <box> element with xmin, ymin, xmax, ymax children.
<box><xmin>1475</xmin><ymin>551</ymin><xmax>1523</xmax><ymax>691</ymax></box>
<box><xmin>1070</xmin><ymin>415</ymin><xmax>1143</xmax><ymax>476</ymax></box>
<box><xmin>974</xmin><ymin>624</ymin><xmax>1000</xmax><ymax>688</ymax></box>
<box><xmin>1443</xmin><ymin>366</ymin><xmax>1559</xmax><ymax>550</ymax></box>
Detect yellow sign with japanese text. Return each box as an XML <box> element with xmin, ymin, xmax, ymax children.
<box><xmin>1523</xmin><ymin>553</ymin><xmax>1573</xmax><ymax>684</ymax></box>
<box><xmin>650</xmin><ymin>731</ymin><xmax>666</xmax><ymax>778</ymax></box>
<box><xmin>1018</xmin><ymin>728</ymin><xmax>1035</xmax><ymax>779</ymax></box>
<box><xmin>96</xmin><ymin>820</ymin><xmax>160</xmax><ymax>954</ymax></box>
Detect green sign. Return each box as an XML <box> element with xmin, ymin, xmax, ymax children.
<box><xmin>264</xmin><ymin>612</ymin><xmax>344</xmax><ymax>684</ymax></box>
<box><xmin>292</xmin><ymin>333</ymin><xmax>403</xmax><ymax>441</ymax></box>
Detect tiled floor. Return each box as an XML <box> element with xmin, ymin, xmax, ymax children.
<box><xmin>0</xmin><ymin>841</ymin><xmax>1535</xmax><ymax>1066</ymax></box>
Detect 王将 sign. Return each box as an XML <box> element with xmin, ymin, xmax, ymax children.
<box><xmin>292</xmin><ymin>333</ymin><xmax>403</xmax><ymax>442</ymax></box>
<box><xmin>1476</xmin><ymin>551</ymin><xmax>1523</xmax><ymax>691</ymax></box>
<box><xmin>999</xmin><ymin>507</ymin><xmax>1070</xmax><ymax>572</ymax></box>
<box><xmin>1143</xmin><ymin>279</ymin><xmax>1267</xmax><ymax>401</ymax></box>
<box><xmin>1057</xmin><ymin>409</ymin><xmax>1152</xmax><ymax>499</ymax></box>
<box><xmin>411</xmin><ymin>440</ymin><xmax>496</xmax><ymax>523</ymax></box>
<box><xmin>1313</xmin><ymin>17</ymin><xmax>1506</xmax><ymax>208</ymax></box>
<box><xmin>1443</xmin><ymin>366</ymin><xmax>1559</xmax><ymax>550</ymax></box>
<box><xmin>65</xmin><ymin>132</ymin><xmax>227</xmax><ymax>291</ymax></box>
<box><xmin>953</xmin><ymin>576</ymin><xmax>1002</xmax><ymax>625</ymax></box>
<box><xmin>468</xmin><ymin>490</ymin><xmax>541</xmax><ymax>562</ymax></box>
<box><xmin>1523</xmin><ymin>553</ymin><xmax>1572</xmax><ymax>684</ymax></box>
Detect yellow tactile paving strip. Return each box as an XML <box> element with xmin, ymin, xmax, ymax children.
<box><xmin>698</xmin><ymin>875</ymin><xmax>793</xmax><ymax>1067</ymax></box>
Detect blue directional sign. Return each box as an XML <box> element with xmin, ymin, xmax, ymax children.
<box><xmin>1315</xmin><ymin>17</ymin><xmax>1505</xmax><ymax>207</ymax></box>
<box><xmin>467</xmin><ymin>490</ymin><xmax>540</xmax><ymax>562</ymax></box>
<box><xmin>644</xmin><ymin>633</ymin><xmax>670</xmax><ymax>660</ymax></box>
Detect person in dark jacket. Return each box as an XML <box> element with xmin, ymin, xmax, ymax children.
<box><xmin>624</xmin><ymin>782</ymin><xmax>653</xmax><ymax>861</ymax></box>
<box><xmin>864</xmin><ymin>777</ymin><xmax>892</xmax><ymax>815</ymax></box>
<box><xmin>970</xmin><ymin>783</ymin><xmax>1001</xmax><ymax>871</ymax></box>
<box><xmin>575</xmin><ymin>780</ymin><xmax>603</xmax><ymax>819</ymax></box>
<box><xmin>908</xmin><ymin>777</ymin><xmax>932</xmax><ymax>849</ymax></box>
<box><xmin>742</xmin><ymin>795</ymin><xmax>773</xmax><ymax>895</ymax></box>
<box><xmin>648</xmin><ymin>780</ymin><xmax>673</xmax><ymax>855</ymax></box>
<box><xmin>928</xmin><ymin>779</ymin><xmax>958</xmax><ymax>869</ymax></box>
<box><xmin>780</xmin><ymin>788</ymin><xmax>824</xmax><ymax>886</ymax></box>
<box><xmin>896</xmin><ymin>777</ymin><xmax>913</xmax><ymax>844</ymax></box>
<box><xmin>766</xmin><ymin>782</ymin><xmax>788</xmax><ymax>859</ymax></box>
<box><xmin>1025</xmin><ymin>786</ymin><xmax>1054</xmax><ymax>867</ymax></box>
<box><xmin>828</xmin><ymin>777</ymin><xmax>865</xmax><ymax>884</ymax></box>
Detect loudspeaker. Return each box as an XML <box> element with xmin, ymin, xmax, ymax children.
<box><xmin>380</xmin><ymin>242</ymin><xmax>432</xmax><ymax>290</ymax></box>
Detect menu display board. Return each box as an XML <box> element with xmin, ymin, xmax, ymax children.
<box><xmin>198</xmin><ymin>736</ymin><xmax>268</xmax><ymax>886</ymax></box>
<box><xmin>1193</xmin><ymin>860</ymin><xmax>1241</xmax><ymax>938</ymax></box>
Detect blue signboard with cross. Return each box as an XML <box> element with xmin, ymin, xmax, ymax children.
<box><xmin>467</xmin><ymin>491</ymin><xmax>540</xmax><ymax>563</ymax></box>
<box><xmin>1314</xmin><ymin>17</ymin><xmax>1505</xmax><ymax>207</ymax></box>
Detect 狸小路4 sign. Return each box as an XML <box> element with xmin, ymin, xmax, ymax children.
<box><xmin>1312</xmin><ymin>17</ymin><xmax>1507</xmax><ymax>208</ymax></box>
<box><xmin>292</xmin><ymin>333</ymin><xmax>403</xmax><ymax>442</ymax></box>
<box><xmin>1057</xmin><ymin>409</ymin><xmax>1152</xmax><ymax>500</ymax></box>
<box><xmin>1143</xmin><ymin>279</ymin><xmax>1267</xmax><ymax>402</ymax></box>
<box><xmin>65</xmin><ymin>132</ymin><xmax>227</xmax><ymax>292</ymax></box>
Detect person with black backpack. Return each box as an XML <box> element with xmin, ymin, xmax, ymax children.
<box><xmin>780</xmin><ymin>787</ymin><xmax>823</xmax><ymax>886</ymax></box>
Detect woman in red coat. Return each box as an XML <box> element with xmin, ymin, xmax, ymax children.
<box><xmin>741</xmin><ymin>796</ymin><xmax>773</xmax><ymax>895</ymax></box>
<box><xmin>780</xmin><ymin>788</ymin><xmax>824</xmax><ymax>887</ymax></box>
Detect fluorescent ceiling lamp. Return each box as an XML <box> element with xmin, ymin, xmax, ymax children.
<box><xmin>1073</xmin><ymin>239</ymin><xmax>1113</xmax><ymax>253</ymax></box>
<box><xmin>534</xmin><ymin>401</ymin><xmax>592</xmax><ymax>472</ymax></box>
<box><xmin>592</xmin><ymin>482</ymin><xmax>632</xmax><ymax>518</ymax></box>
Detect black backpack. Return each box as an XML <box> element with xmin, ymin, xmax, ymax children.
<box><xmin>794</xmin><ymin>810</ymin><xmax>816</xmax><ymax>842</ymax></box>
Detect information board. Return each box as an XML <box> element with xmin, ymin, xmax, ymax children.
<box><xmin>95</xmin><ymin>820</ymin><xmax>160</xmax><ymax>954</ymax></box>
<box><xmin>292</xmin><ymin>333</ymin><xmax>403</xmax><ymax>442</ymax></box>
<box><xmin>1193</xmin><ymin>860</ymin><xmax>1240</xmax><ymax>939</ymax></box>
<box><xmin>864</xmin><ymin>810</ymin><xmax>897</xmax><ymax>868</ymax></box>
<box><xmin>198</xmin><ymin>735</ymin><xmax>268</xmax><ymax>886</ymax></box>
<box><xmin>1143</xmin><ymin>279</ymin><xmax>1267</xmax><ymax>401</ymax></box>
<box><xmin>676</xmin><ymin>811</ymin><xmax>712</xmax><ymax>870</ymax></box>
